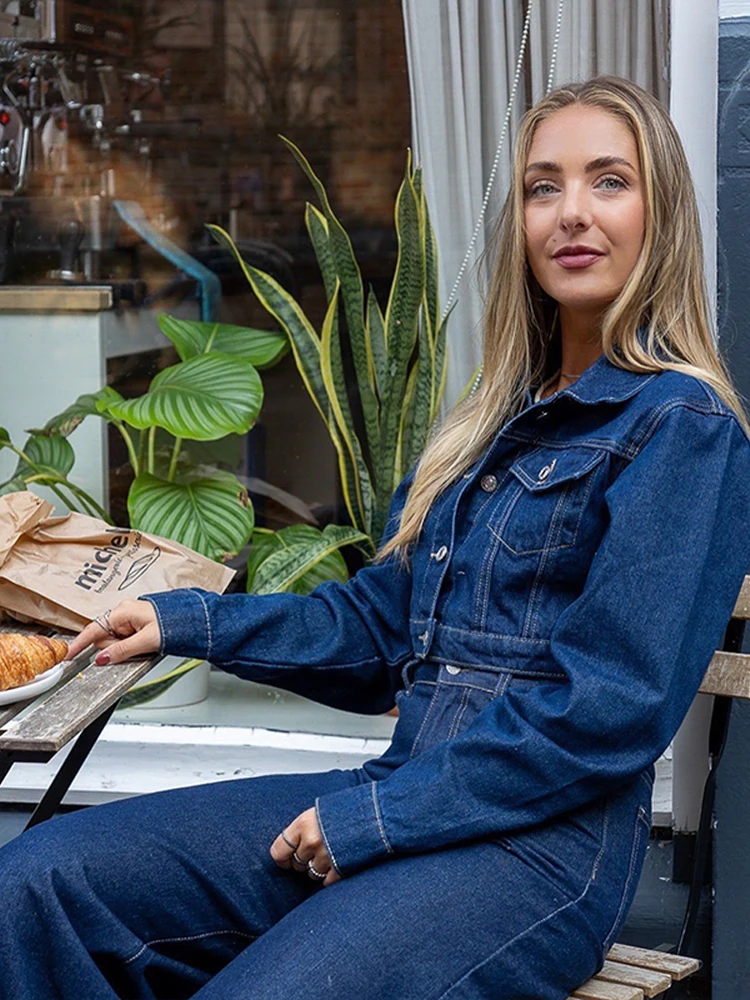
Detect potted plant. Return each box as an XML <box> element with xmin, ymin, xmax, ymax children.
<box><xmin>208</xmin><ymin>138</ymin><xmax>451</xmax><ymax>595</ymax></box>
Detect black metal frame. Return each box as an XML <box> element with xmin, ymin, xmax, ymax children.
<box><xmin>663</xmin><ymin>616</ymin><xmax>747</xmax><ymax>998</ymax></box>
<box><xmin>0</xmin><ymin>700</ymin><xmax>119</xmax><ymax>832</ymax></box>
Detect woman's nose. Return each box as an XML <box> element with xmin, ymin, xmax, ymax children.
<box><xmin>558</xmin><ymin>186</ymin><xmax>592</xmax><ymax>232</ymax></box>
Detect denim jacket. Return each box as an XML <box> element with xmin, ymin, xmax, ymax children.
<box><xmin>143</xmin><ymin>352</ymin><xmax>750</xmax><ymax>877</ymax></box>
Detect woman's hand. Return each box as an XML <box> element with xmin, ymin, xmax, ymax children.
<box><xmin>66</xmin><ymin>599</ymin><xmax>162</xmax><ymax>665</ymax></box>
<box><xmin>270</xmin><ymin>807</ymin><xmax>340</xmax><ymax>887</ymax></box>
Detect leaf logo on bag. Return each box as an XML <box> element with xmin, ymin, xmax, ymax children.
<box><xmin>118</xmin><ymin>547</ymin><xmax>162</xmax><ymax>591</ymax></box>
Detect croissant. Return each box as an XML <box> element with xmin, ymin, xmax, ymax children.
<box><xmin>0</xmin><ymin>634</ymin><xmax>68</xmax><ymax>692</ymax></box>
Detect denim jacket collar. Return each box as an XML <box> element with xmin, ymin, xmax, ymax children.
<box><xmin>526</xmin><ymin>350</ymin><xmax>658</xmax><ymax>409</ymax></box>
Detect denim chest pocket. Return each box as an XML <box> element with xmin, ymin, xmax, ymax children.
<box><xmin>490</xmin><ymin>446</ymin><xmax>607</xmax><ymax>556</ymax></box>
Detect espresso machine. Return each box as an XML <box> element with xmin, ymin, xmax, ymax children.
<box><xmin>0</xmin><ymin>1</ymin><xmax>219</xmax><ymax>512</ymax></box>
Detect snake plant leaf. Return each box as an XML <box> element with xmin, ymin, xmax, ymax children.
<box><xmin>157</xmin><ymin>315</ymin><xmax>288</xmax><ymax>369</ymax></box>
<box><xmin>251</xmin><ymin>523</ymin><xmax>369</xmax><ymax>595</ymax></box>
<box><xmin>396</xmin><ymin>361</ymin><xmax>419</xmax><ymax>484</ymax></box>
<box><xmin>305</xmin><ymin>204</ymin><xmax>337</xmax><ymax>303</ymax></box>
<box><xmin>34</xmin><ymin>387</ymin><xmax>123</xmax><ymax>438</ymax></box>
<box><xmin>129</xmin><ymin>470</ymin><xmax>255</xmax><ymax>561</ymax></box>
<box><xmin>279</xmin><ymin>137</ymin><xmax>380</xmax><ymax>472</ymax></box>
<box><xmin>319</xmin><ymin>283</ymin><xmax>372</xmax><ymax>535</ymax></box>
<box><xmin>432</xmin><ymin>306</ymin><xmax>453</xmax><ymax>417</ymax></box>
<box><xmin>402</xmin><ymin>316</ymin><xmax>435</xmax><ymax>478</ymax></box>
<box><xmin>247</xmin><ymin>524</ymin><xmax>350</xmax><ymax>595</ymax></box>
<box><xmin>103</xmin><ymin>354</ymin><xmax>263</xmax><ymax>441</ymax></box>
<box><xmin>377</xmin><ymin>167</ymin><xmax>424</xmax><ymax>530</ymax></box>
<box><xmin>15</xmin><ymin>434</ymin><xmax>75</xmax><ymax>479</ymax></box>
<box><xmin>207</xmin><ymin>225</ymin><xmax>331</xmax><ymax>427</ymax></box>
<box><xmin>366</xmin><ymin>288</ymin><xmax>387</xmax><ymax>402</ymax></box>
<box><xmin>419</xmin><ymin>176</ymin><xmax>440</xmax><ymax>347</ymax></box>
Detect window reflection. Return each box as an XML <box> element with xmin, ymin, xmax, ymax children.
<box><xmin>0</xmin><ymin>0</ymin><xmax>409</xmax><ymax>732</ymax></box>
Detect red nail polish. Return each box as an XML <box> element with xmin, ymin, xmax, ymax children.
<box><xmin>95</xmin><ymin>651</ymin><xmax>111</xmax><ymax>666</ymax></box>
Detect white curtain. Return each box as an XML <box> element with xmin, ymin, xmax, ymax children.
<box><xmin>402</xmin><ymin>0</ymin><xmax>669</xmax><ymax>411</ymax></box>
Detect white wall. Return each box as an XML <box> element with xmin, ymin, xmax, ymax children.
<box><xmin>721</xmin><ymin>0</ymin><xmax>750</xmax><ymax>17</ymax></box>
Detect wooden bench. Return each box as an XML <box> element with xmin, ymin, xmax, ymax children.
<box><xmin>0</xmin><ymin>622</ymin><xmax>161</xmax><ymax>829</ymax></box>
<box><xmin>567</xmin><ymin>575</ymin><xmax>750</xmax><ymax>999</ymax></box>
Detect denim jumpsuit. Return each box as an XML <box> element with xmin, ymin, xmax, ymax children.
<box><xmin>2</xmin><ymin>352</ymin><xmax>750</xmax><ymax>1000</ymax></box>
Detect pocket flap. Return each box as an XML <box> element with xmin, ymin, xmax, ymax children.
<box><xmin>510</xmin><ymin>447</ymin><xmax>607</xmax><ymax>492</ymax></box>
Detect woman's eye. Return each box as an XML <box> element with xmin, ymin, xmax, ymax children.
<box><xmin>528</xmin><ymin>181</ymin><xmax>558</xmax><ymax>197</ymax></box>
<box><xmin>597</xmin><ymin>175</ymin><xmax>627</xmax><ymax>192</ymax></box>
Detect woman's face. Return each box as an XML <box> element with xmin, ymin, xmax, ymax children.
<box><xmin>523</xmin><ymin>105</ymin><xmax>646</xmax><ymax>320</ymax></box>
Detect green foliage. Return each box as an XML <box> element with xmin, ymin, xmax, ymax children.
<box><xmin>247</xmin><ymin>524</ymin><xmax>368</xmax><ymax>595</ymax></box>
<box><xmin>208</xmin><ymin>139</ymin><xmax>449</xmax><ymax>563</ymax></box>
<box><xmin>3</xmin><ymin>318</ymin><xmax>285</xmax><ymax>561</ymax></box>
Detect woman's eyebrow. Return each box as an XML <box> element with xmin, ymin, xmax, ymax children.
<box><xmin>524</xmin><ymin>155</ymin><xmax>636</xmax><ymax>176</ymax></box>
<box><xmin>584</xmin><ymin>155</ymin><xmax>636</xmax><ymax>173</ymax></box>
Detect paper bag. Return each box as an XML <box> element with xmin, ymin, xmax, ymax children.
<box><xmin>0</xmin><ymin>492</ymin><xmax>235</xmax><ymax>632</ymax></box>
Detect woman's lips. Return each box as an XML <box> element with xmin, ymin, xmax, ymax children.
<box><xmin>554</xmin><ymin>252</ymin><xmax>604</xmax><ymax>269</ymax></box>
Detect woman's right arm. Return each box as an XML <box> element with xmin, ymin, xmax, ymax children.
<box><xmin>67</xmin><ymin>471</ymin><xmax>417</xmax><ymax>714</ymax></box>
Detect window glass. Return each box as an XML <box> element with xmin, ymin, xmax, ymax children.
<box><xmin>0</xmin><ymin>0</ymin><xmax>409</xmax><ymax>736</ymax></box>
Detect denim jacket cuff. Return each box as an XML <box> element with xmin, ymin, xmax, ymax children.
<box><xmin>138</xmin><ymin>589</ymin><xmax>214</xmax><ymax>661</ymax></box>
<box><xmin>315</xmin><ymin>781</ymin><xmax>394</xmax><ymax>877</ymax></box>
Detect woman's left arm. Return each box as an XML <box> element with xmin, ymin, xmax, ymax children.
<box><xmin>313</xmin><ymin>403</ymin><xmax>750</xmax><ymax>876</ymax></box>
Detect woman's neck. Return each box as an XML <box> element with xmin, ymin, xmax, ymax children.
<box><xmin>557</xmin><ymin>305</ymin><xmax>604</xmax><ymax>378</ymax></box>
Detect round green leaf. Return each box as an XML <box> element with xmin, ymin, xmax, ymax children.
<box><xmin>0</xmin><ymin>428</ymin><xmax>10</xmax><ymax>449</ymax></box>
<box><xmin>107</xmin><ymin>354</ymin><xmax>263</xmax><ymax>441</ymax></box>
<box><xmin>128</xmin><ymin>470</ymin><xmax>255</xmax><ymax>561</ymax></box>
<box><xmin>158</xmin><ymin>315</ymin><xmax>288</xmax><ymax>368</ymax></box>
<box><xmin>0</xmin><ymin>476</ymin><xmax>27</xmax><ymax>497</ymax></box>
<box><xmin>33</xmin><ymin>387</ymin><xmax>124</xmax><ymax>437</ymax></box>
<box><xmin>16</xmin><ymin>435</ymin><xmax>75</xmax><ymax>479</ymax></box>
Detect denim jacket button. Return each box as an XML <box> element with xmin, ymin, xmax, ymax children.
<box><xmin>538</xmin><ymin>458</ymin><xmax>557</xmax><ymax>482</ymax></box>
<box><xmin>480</xmin><ymin>474</ymin><xmax>498</xmax><ymax>492</ymax></box>
<box><xmin>433</xmin><ymin>545</ymin><xmax>449</xmax><ymax>562</ymax></box>
<box><xmin>445</xmin><ymin>664</ymin><xmax>461</xmax><ymax>675</ymax></box>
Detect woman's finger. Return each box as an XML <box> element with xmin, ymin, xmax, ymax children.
<box><xmin>93</xmin><ymin>623</ymin><xmax>161</xmax><ymax>665</ymax></box>
<box><xmin>67</xmin><ymin>600</ymin><xmax>161</xmax><ymax>662</ymax></box>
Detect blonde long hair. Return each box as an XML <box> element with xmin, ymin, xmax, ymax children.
<box><xmin>376</xmin><ymin>76</ymin><xmax>748</xmax><ymax>567</ymax></box>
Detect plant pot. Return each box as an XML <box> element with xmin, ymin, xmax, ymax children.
<box><xmin>129</xmin><ymin>656</ymin><xmax>211</xmax><ymax>709</ymax></box>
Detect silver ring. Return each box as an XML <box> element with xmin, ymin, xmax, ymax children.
<box><xmin>292</xmin><ymin>851</ymin><xmax>305</xmax><ymax>866</ymax></box>
<box><xmin>307</xmin><ymin>861</ymin><xmax>327</xmax><ymax>882</ymax></box>
<box><xmin>93</xmin><ymin>610</ymin><xmax>118</xmax><ymax>638</ymax></box>
<box><xmin>280</xmin><ymin>830</ymin><xmax>297</xmax><ymax>850</ymax></box>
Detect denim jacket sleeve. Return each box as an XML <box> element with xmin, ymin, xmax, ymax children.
<box><xmin>139</xmin><ymin>471</ymin><xmax>415</xmax><ymax>714</ymax></box>
<box><xmin>314</xmin><ymin>404</ymin><xmax>750</xmax><ymax>875</ymax></box>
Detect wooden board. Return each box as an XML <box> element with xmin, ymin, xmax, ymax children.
<box><xmin>700</xmin><ymin>651</ymin><xmax>750</xmax><ymax>700</ymax></box>
<box><xmin>595</xmin><ymin>960</ymin><xmax>670</xmax><ymax>997</ymax></box>
<box><xmin>731</xmin><ymin>575</ymin><xmax>750</xmax><ymax>620</ymax></box>
<box><xmin>0</xmin><ymin>623</ymin><xmax>161</xmax><ymax>756</ymax></box>
<box><xmin>606</xmin><ymin>944</ymin><xmax>700</xmax><ymax>981</ymax></box>
<box><xmin>570</xmin><ymin>980</ymin><xmax>643</xmax><ymax>1000</ymax></box>
<box><xmin>0</xmin><ymin>655</ymin><xmax>159</xmax><ymax>755</ymax></box>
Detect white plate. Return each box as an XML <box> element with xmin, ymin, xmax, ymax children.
<box><xmin>0</xmin><ymin>662</ymin><xmax>66</xmax><ymax>706</ymax></box>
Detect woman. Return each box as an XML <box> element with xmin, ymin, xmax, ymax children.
<box><xmin>3</xmin><ymin>76</ymin><xmax>750</xmax><ymax>1000</ymax></box>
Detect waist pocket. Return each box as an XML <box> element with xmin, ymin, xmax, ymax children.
<box><xmin>409</xmin><ymin>664</ymin><xmax>511</xmax><ymax>759</ymax></box>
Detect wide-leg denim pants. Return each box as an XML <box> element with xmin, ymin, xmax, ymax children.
<box><xmin>0</xmin><ymin>665</ymin><xmax>652</xmax><ymax>1000</ymax></box>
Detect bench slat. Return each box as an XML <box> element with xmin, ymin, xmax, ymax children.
<box><xmin>595</xmin><ymin>961</ymin><xmax>670</xmax><ymax>997</ymax></box>
<box><xmin>0</xmin><ymin>655</ymin><xmax>159</xmax><ymax>754</ymax></box>
<box><xmin>700</xmin><ymin>651</ymin><xmax>750</xmax><ymax>700</ymax></box>
<box><xmin>606</xmin><ymin>944</ymin><xmax>700</xmax><ymax>981</ymax></box>
<box><xmin>731</xmin><ymin>575</ymin><xmax>750</xmax><ymax>620</ymax></box>
<box><xmin>570</xmin><ymin>981</ymin><xmax>643</xmax><ymax>1000</ymax></box>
